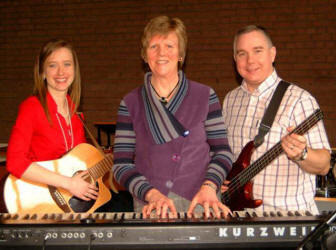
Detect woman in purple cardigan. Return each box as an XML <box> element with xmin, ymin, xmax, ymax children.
<box><xmin>113</xmin><ymin>16</ymin><xmax>233</xmax><ymax>219</ymax></box>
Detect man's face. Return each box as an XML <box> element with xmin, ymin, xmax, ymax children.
<box><xmin>234</xmin><ymin>30</ymin><xmax>276</xmax><ymax>90</ymax></box>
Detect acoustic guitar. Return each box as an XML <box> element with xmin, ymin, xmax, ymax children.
<box><xmin>4</xmin><ymin>143</ymin><xmax>114</xmax><ymax>214</ymax></box>
<box><xmin>222</xmin><ymin>109</ymin><xmax>323</xmax><ymax>210</ymax></box>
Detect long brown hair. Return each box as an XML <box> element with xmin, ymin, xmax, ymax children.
<box><xmin>33</xmin><ymin>39</ymin><xmax>81</xmax><ymax>122</ymax></box>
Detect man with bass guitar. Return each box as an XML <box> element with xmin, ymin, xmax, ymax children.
<box><xmin>222</xmin><ymin>25</ymin><xmax>330</xmax><ymax>214</ymax></box>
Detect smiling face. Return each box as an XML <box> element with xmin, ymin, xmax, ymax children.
<box><xmin>234</xmin><ymin>30</ymin><xmax>276</xmax><ymax>91</ymax></box>
<box><xmin>146</xmin><ymin>32</ymin><xmax>180</xmax><ymax>80</ymax></box>
<box><xmin>43</xmin><ymin>47</ymin><xmax>75</xmax><ymax>95</ymax></box>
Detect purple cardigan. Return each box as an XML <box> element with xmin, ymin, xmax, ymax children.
<box><xmin>113</xmin><ymin>74</ymin><xmax>232</xmax><ymax>202</ymax></box>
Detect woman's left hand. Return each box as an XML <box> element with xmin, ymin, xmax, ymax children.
<box><xmin>187</xmin><ymin>182</ymin><xmax>231</xmax><ymax>219</ymax></box>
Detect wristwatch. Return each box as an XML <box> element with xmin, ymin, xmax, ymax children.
<box><xmin>297</xmin><ymin>146</ymin><xmax>308</xmax><ymax>161</ymax></box>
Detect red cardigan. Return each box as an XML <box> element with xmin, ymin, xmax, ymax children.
<box><xmin>6</xmin><ymin>93</ymin><xmax>86</xmax><ymax>178</ymax></box>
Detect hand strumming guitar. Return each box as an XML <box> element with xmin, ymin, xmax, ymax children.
<box><xmin>66</xmin><ymin>170</ymin><xmax>98</xmax><ymax>201</ymax></box>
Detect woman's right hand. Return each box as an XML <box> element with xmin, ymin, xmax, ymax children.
<box><xmin>143</xmin><ymin>188</ymin><xmax>177</xmax><ymax>219</ymax></box>
<box><xmin>66</xmin><ymin>171</ymin><xmax>99</xmax><ymax>201</ymax></box>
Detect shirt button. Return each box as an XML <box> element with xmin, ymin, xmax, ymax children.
<box><xmin>166</xmin><ymin>180</ymin><xmax>173</xmax><ymax>189</ymax></box>
<box><xmin>172</xmin><ymin>154</ymin><xmax>181</xmax><ymax>162</ymax></box>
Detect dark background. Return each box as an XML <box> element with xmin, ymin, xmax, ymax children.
<box><xmin>1</xmin><ymin>0</ymin><xmax>335</xmax><ymax>147</ymax></box>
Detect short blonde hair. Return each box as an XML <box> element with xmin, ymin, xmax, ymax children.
<box><xmin>141</xmin><ymin>16</ymin><xmax>187</xmax><ymax>68</ymax></box>
<box><xmin>33</xmin><ymin>39</ymin><xmax>81</xmax><ymax>122</ymax></box>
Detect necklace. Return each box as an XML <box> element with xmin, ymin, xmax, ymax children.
<box><xmin>150</xmin><ymin>81</ymin><xmax>179</xmax><ymax>104</ymax></box>
<box><xmin>56</xmin><ymin>98</ymin><xmax>74</xmax><ymax>152</ymax></box>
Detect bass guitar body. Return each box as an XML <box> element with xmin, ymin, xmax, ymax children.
<box><xmin>224</xmin><ymin>141</ymin><xmax>262</xmax><ymax>211</ymax></box>
<box><xmin>4</xmin><ymin>143</ymin><xmax>111</xmax><ymax>214</ymax></box>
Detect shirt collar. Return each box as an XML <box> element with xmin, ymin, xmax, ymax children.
<box><xmin>241</xmin><ymin>70</ymin><xmax>280</xmax><ymax>96</ymax></box>
<box><xmin>46</xmin><ymin>91</ymin><xmax>72</xmax><ymax>114</ymax></box>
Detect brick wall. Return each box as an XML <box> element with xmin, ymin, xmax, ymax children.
<box><xmin>0</xmin><ymin>0</ymin><xmax>335</xmax><ymax>147</ymax></box>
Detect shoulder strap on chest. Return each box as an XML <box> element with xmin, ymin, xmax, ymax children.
<box><xmin>254</xmin><ymin>80</ymin><xmax>290</xmax><ymax>148</ymax></box>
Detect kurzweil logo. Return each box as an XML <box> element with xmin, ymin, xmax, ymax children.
<box><xmin>218</xmin><ymin>226</ymin><xmax>316</xmax><ymax>238</ymax></box>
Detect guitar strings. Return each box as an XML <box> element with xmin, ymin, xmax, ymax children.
<box><xmin>223</xmin><ymin>111</ymin><xmax>321</xmax><ymax>202</ymax></box>
<box><xmin>88</xmin><ymin>154</ymin><xmax>114</xmax><ymax>179</ymax></box>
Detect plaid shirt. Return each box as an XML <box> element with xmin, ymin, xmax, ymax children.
<box><xmin>222</xmin><ymin>70</ymin><xmax>330</xmax><ymax>213</ymax></box>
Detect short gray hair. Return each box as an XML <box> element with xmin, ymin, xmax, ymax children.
<box><xmin>233</xmin><ymin>25</ymin><xmax>273</xmax><ymax>57</ymax></box>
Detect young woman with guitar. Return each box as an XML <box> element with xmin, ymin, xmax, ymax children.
<box><xmin>5</xmin><ymin>39</ymin><xmax>99</xmax><ymax>212</ymax></box>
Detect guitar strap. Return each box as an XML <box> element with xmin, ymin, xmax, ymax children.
<box><xmin>254</xmin><ymin>80</ymin><xmax>290</xmax><ymax>148</ymax></box>
<box><xmin>76</xmin><ymin>112</ymin><xmax>105</xmax><ymax>155</ymax></box>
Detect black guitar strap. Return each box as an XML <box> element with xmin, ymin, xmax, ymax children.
<box><xmin>254</xmin><ymin>80</ymin><xmax>290</xmax><ymax>148</ymax></box>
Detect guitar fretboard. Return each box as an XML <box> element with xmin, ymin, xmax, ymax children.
<box><xmin>88</xmin><ymin>154</ymin><xmax>114</xmax><ymax>180</ymax></box>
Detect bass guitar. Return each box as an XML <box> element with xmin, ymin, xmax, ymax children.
<box><xmin>222</xmin><ymin>109</ymin><xmax>323</xmax><ymax>210</ymax></box>
<box><xmin>4</xmin><ymin>143</ymin><xmax>113</xmax><ymax>214</ymax></box>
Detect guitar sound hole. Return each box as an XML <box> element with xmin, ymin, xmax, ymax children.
<box><xmin>68</xmin><ymin>182</ymin><xmax>98</xmax><ymax>213</ymax></box>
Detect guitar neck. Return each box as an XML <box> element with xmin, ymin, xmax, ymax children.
<box><xmin>231</xmin><ymin>109</ymin><xmax>323</xmax><ymax>188</ymax></box>
<box><xmin>88</xmin><ymin>154</ymin><xmax>114</xmax><ymax>180</ymax></box>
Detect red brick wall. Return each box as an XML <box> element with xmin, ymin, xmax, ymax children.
<box><xmin>1</xmin><ymin>0</ymin><xmax>335</xmax><ymax>147</ymax></box>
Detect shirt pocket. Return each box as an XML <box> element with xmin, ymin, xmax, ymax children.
<box><xmin>268</xmin><ymin>115</ymin><xmax>291</xmax><ymax>144</ymax></box>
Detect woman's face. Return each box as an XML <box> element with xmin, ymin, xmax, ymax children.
<box><xmin>146</xmin><ymin>31</ymin><xmax>180</xmax><ymax>80</ymax></box>
<box><xmin>43</xmin><ymin>47</ymin><xmax>75</xmax><ymax>95</ymax></box>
